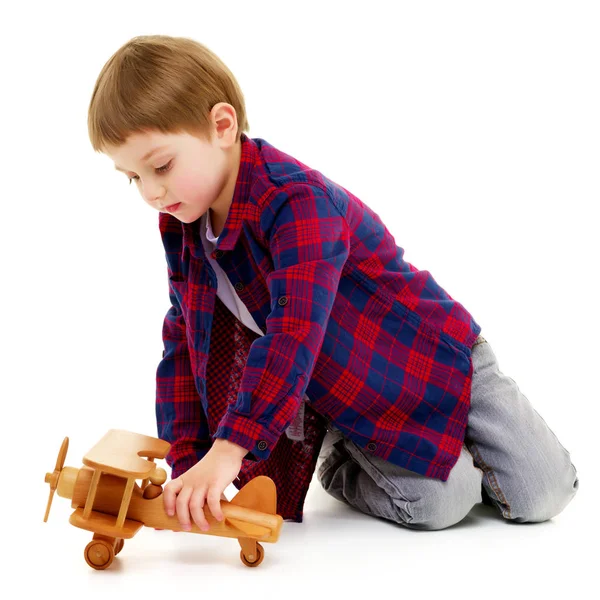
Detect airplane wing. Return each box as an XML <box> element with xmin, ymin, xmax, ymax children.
<box><xmin>83</xmin><ymin>429</ymin><xmax>171</xmax><ymax>478</ymax></box>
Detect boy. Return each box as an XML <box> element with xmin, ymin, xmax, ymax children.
<box><xmin>89</xmin><ymin>34</ymin><xmax>579</xmax><ymax>532</ymax></box>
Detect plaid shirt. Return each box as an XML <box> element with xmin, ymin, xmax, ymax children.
<box><xmin>156</xmin><ymin>133</ymin><xmax>482</xmax><ymax>521</ymax></box>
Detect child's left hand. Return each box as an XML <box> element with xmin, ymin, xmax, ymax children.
<box><xmin>162</xmin><ymin>439</ymin><xmax>247</xmax><ymax>532</ymax></box>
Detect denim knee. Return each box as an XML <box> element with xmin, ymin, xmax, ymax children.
<box><xmin>318</xmin><ymin>430</ymin><xmax>484</xmax><ymax>530</ymax></box>
<box><xmin>406</xmin><ymin>483</ymin><xmax>482</xmax><ymax>530</ymax></box>
<box><xmin>504</xmin><ymin>462</ymin><xmax>580</xmax><ymax>524</ymax></box>
<box><xmin>405</xmin><ymin>448</ymin><xmax>484</xmax><ymax>531</ymax></box>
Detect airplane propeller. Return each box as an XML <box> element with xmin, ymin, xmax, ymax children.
<box><xmin>44</xmin><ymin>437</ymin><xmax>69</xmax><ymax>522</ymax></box>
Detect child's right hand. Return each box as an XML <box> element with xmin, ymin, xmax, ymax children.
<box><xmin>156</xmin><ymin>491</ymin><xmax>227</xmax><ymax>531</ymax></box>
<box><xmin>162</xmin><ymin>441</ymin><xmax>244</xmax><ymax>531</ymax></box>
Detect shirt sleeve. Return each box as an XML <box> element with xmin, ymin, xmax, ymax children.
<box><xmin>156</xmin><ymin>264</ymin><xmax>212</xmax><ymax>479</ymax></box>
<box><xmin>213</xmin><ymin>183</ymin><xmax>351</xmax><ymax>460</ymax></box>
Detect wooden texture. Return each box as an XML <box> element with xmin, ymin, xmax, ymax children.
<box><xmin>82</xmin><ymin>430</ymin><xmax>170</xmax><ymax>477</ymax></box>
<box><xmin>68</xmin><ymin>467</ymin><xmax>282</xmax><ymax>542</ymax></box>
<box><xmin>44</xmin><ymin>430</ymin><xmax>283</xmax><ymax>569</ymax></box>
<box><xmin>70</xmin><ymin>508</ymin><xmax>143</xmax><ymax>539</ymax></box>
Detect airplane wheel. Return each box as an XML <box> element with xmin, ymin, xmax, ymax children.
<box><xmin>240</xmin><ymin>542</ymin><xmax>264</xmax><ymax>568</ymax></box>
<box><xmin>84</xmin><ymin>539</ymin><xmax>115</xmax><ymax>570</ymax></box>
<box><xmin>115</xmin><ymin>538</ymin><xmax>125</xmax><ymax>555</ymax></box>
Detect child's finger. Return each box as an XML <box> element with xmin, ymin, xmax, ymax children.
<box><xmin>190</xmin><ymin>487</ymin><xmax>210</xmax><ymax>532</ymax></box>
<box><xmin>175</xmin><ymin>485</ymin><xmax>193</xmax><ymax>531</ymax></box>
<box><xmin>207</xmin><ymin>487</ymin><xmax>224</xmax><ymax>522</ymax></box>
<box><xmin>163</xmin><ymin>477</ymin><xmax>184</xmax><ymax>517</ymax></box>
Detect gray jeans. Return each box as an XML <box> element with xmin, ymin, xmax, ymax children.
<box><xmin>316</xmin><ymin>335</ymin><xmax>580</xmax><ymax>530</ymax></box>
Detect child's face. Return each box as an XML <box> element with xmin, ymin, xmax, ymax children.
<box><xmin>104</xmin><ymin>122</ymin><xmax>234</xmax><ymax>224</ymax></box>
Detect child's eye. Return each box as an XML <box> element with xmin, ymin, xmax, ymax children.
<box><xmin>128</xmin><ymin>160</ymin><xmax>172</xmax><ymax>185</ymax></box>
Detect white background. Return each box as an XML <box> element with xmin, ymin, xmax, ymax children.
<box><xmin>2</xmin><ymin>0</ymin><xmax>597</xmax><ymax>597</ymax></box>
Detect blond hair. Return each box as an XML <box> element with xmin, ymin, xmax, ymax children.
<box><xmin>88</xmin><ymin>34</ymin><xmax>249</xmax><ymax>152</ymax></box>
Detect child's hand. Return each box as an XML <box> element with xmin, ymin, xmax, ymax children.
<box><xmin>163</xmin><ymin>439</ymin><xmax>247</xmax><ymax>532</ymax></box>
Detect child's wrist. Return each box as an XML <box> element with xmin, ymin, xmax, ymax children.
<box><xmin>212</xmin><ymin>437</ymin><xmax>248</xmax><ymax>460</ymax></box>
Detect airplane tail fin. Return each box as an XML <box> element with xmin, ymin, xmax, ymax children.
<box><xmin>229</xmin><ymin>476</ymin><xmax>277</xmax><ymax>514</ymax></box>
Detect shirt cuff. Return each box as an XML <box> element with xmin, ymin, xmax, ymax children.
<box><xmin>213</xmin><ymin>411</ymin><xmax>280</xmax><ymax>461</ymax></box>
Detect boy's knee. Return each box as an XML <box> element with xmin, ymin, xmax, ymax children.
<box><xmin>506</xmin><ymin>464</ymin><xmax>579</xmax><ymax>524</ymax></box>
<box><xmin>406</xmin><ymin>457</ymin><xmax>483</xmax><ymax>531</ymax></box>
<box><xmin>318</xmin><ymin>436</ymin><xmax>484</xmax><ymax>530</ymax></box>
<box><xmin>407</xmin><ymin>490</ymin><xmax>480</xmax><ymax>530</ymax></box>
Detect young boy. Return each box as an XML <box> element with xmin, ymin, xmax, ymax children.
<box><xmin>89</xmin><ymin>34</ymin><xmax>579</xmax><ymax>532</ymax></box>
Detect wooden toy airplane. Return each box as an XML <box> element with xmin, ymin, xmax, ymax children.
<box><xmin>43</xmin><ymin>429</ymin><xmax>284</xmax><ymax>569</ymax></box>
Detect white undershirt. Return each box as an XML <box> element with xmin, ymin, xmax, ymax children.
<box><xmin>200</xmin><ymin>210</ymin><xmax>265</xmax><ymax>337</ymax></box>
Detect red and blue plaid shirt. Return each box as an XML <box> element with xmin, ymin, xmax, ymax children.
<box><xmin>156</xmin><ymin>133</ymin><xmax>482</xmax><ymax>521</ymax></box>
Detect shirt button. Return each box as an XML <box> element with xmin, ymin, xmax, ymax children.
<box><xmin>278</xmin><ymin>296</ymin><xmax>288</xmax><ymax>306</ymax></box>
<box><xmin>366</xmin><ymin>442</ymin><xmax>377</xmax><ymax>452</ymax></box>
<box><xmin>234</xmin><ymin>282</ymin><xmax>244</xmax><ymax>291</ymax></box>
<box><xmin>215</xmin><ymin>250</ymin><xmax>224</xmax><ymax>259</ymax></box>
<box><xmin>257</xmin><ymin>440</ymin><xmax>268</xmax><ymax>451</ymax></box>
